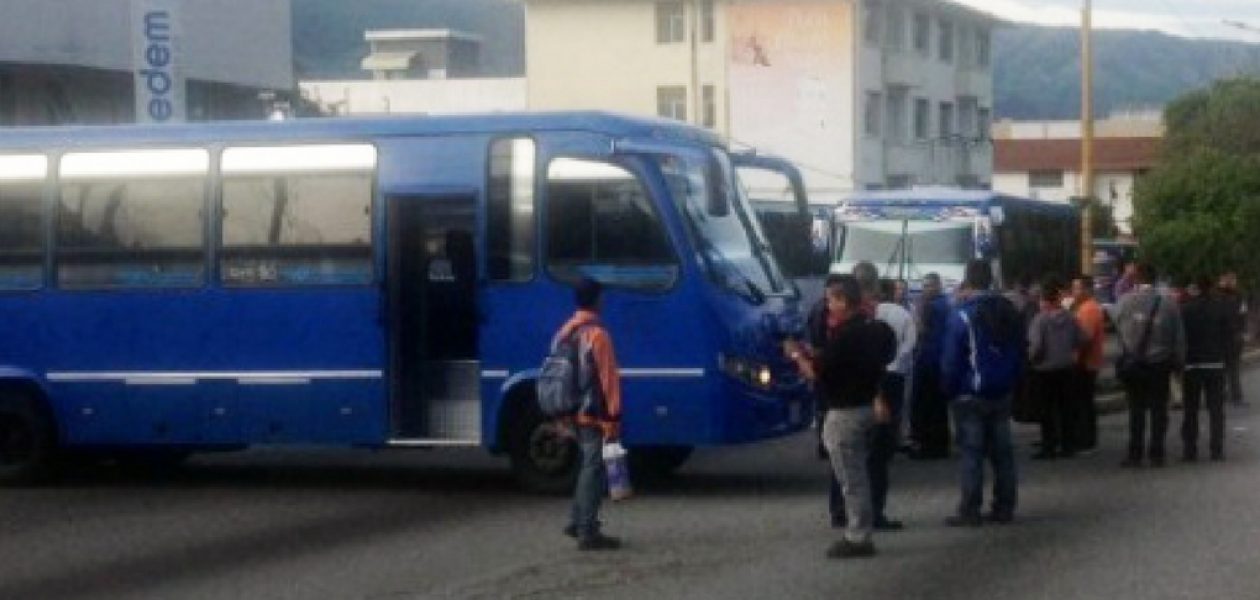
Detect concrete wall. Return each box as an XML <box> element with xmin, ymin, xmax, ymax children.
<box><xmin>300</xmin><ymin>78</ymin><xmax>527</xmax><ymax>116</ymax></box>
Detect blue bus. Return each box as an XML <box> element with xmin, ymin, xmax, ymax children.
<box><xmin>0</xmin><ymin>112</ymin><xmax>812</xmax><ymax>491</ymax></box>
<box><xmin>829</xmin><ymin>188</ymin><xmax>1080</xmax><ymax>292</ymax></box>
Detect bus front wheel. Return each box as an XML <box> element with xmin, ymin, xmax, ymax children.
<box><xmin>0</xmin><ymin>390</ymin><xmax>56</xmax><ymax>485</ymax></box>
<box><xmin>508</xmin><ymin>406</ymin><xmax>579</xmax><ymax>495</ymax></box>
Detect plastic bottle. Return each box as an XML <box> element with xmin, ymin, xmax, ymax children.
<box><xmin>602</xmin><ymin>441</ymin><xmax>632</xmax><ymax>501</ymax></box>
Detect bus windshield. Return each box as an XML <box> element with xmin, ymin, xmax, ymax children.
<box><xmin>659</xmin><ymin>151</ymin><xmax>787</xmax><ymax>300</ymax></box>
<box><xmin>835</xmin><ymin>219</ymin><xmax>974</xmax><ymax>283</ymax></box>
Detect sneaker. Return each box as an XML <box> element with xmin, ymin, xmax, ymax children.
<box><xmin>577</xmin><ymin>533</ymin><xmax>622</xmax><ymax>551</ymax></box>
<box><xmin>564</xmin><ymin>521</ymin><xmax>602</xmax><ymax>539</ymax></box>
<box><xmin>874</xmin><ymin>517</ymin><xmax>904</xmax><ymax>531</ymax></box>
<box><xmin>826</xmin><ymin>539</ymin><xmax>877</xmax><ymax>559</ymax></box>
<box><xmin>945</xmin><ymin>514</ymin><xmax>983</xmax><ymax>527</ymax></box>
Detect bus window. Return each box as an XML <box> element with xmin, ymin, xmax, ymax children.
<box><xmin>487</xmin><ymin>138</ymin><xmax>536</xmax><ymax>282</ymax></box>
<box><xmin>57</xmin><ymin>149</ymin><xmax>208</xmax><ymax>289</ymax></box>
<box><xmin>544</xmin><ymin>158</ymin><xmax>678</xmax><ymax>292</ymax></box>
<box><xmin>0</xmin><ymin>155</ymin><xmax>47</xmax><ymax>290</ymax></box>
<box><xmin>220</xmin><ymin>145</ymin><xmax>375</xmax><ymax>286</ymax></box>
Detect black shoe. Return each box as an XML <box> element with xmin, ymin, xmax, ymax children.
<box><xmin>830</xmin><ymin>516</ymin><xmax>848</xmax><ymax>529</ymax></box>
<box><xmin>945</xmin><ymin>514</ymin><xmax>983</xmax><ymax>527</ymax></box>
<box><xmin>564</xmin><ymin>521</ymin><xmax>602</xmax><ymax>539</ymax></box>
<box><xmin>874</xmin><ymin>517</ymin><xmax>904</xmax><ymax>531</ymax></box>
<box><xmin>1120</xmin><ymin>458</ymin><xmax>1143</xmax><ymax>468</ymax></box>
<box><xmin>1210</xmin><ymin>453</ymin><xmax>1225</xmax><ymax>462</ymax></box>
<box><xmin>1031</xmin><ymin>451</ymin><xmax>1057</xmax><ymax>461</ymax></box>
<box><xmin>1059</xmin><ymin>450</ymin><xmax>1078</xmax><ymax>459</ymax></box>
<box><xmin>577</xmin><ymin>533</ymin><xmax>622</xmax><ymax>551</ymax></box>
<box><xmin>985</xmin><ymin>511</ymin><xmax>1014</xmax><ymax>524</ymax></box>
<box><xmin>826</xmin><ymin>539</ymin><xmax>876</xmax><ymax>559</ymax></box>
<box><xmin>1150</xmin><ymin>456</ymin><xmax>1167</xmax><ymax>468</ymax></box>
<box><xmin>1182</xmin><ymin>452</ymin><xmax>1198</xmax><ymax>463</ymax></box>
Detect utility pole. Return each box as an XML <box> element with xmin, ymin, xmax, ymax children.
<box><xmin>1080</xmin><ymin>0</ymin><xmax>1095</xmax><ymax>275</ymax></box>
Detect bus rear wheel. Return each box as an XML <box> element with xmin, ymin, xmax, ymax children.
<box><xmin>508</xmin><ymin>406</ymin><xmax>579</xmax><ymax>495</ymax></box>
<box><xmin>0</xmin><ymin>391</ymin><xmax>56</xmax><ymax>485</ymax></box>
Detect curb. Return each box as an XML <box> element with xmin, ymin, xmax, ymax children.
<box><xmin>1095</xmin><ymin>347</ymin><xmax>1260</xmax><ymax>415</ymax></box>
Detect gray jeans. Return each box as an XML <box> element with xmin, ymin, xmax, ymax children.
<box><xmin>822</xmin><ymin>406</ymin><xmax>875</xmax><ymax>544</ymax></box>
<box><xmin>570</xmin><ymin>425</ymin><xmax>605</xmax><ymax>538</ymax></box>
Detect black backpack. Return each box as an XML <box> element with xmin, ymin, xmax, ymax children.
<box><xmin>536</xmin><ymin>324</ymin><xmax>597</xmax><ymax>418</ymax></box>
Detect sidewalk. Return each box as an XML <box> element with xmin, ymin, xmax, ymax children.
<box><xmin>1096</xmin><ymin>346</ymin><xmax>1260</xmax><ymax>414</ymax></box>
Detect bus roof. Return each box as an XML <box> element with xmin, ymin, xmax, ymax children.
<box><xmin>842</xmin><ymin>187</ymin><xmax>1076</xmax><ymax>213</ymax></box>
<box><xmin>0</xmin><ymin>111</ymin><xmax>723</xmax><ymax>151</ymax></box>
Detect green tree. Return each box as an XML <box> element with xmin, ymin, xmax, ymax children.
<box><xmin>1133</xmin><ymin>78</ymin><xmax>1260</xmax><ymax>286</ymax></box>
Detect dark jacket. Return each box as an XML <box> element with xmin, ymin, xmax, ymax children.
<box><xmin>813</xmin><ymin>313</ymin><xmax>896</xmax><ymax>410</ymax></box>
<box><xmin>942</xmin><ymin>292</ymin><xmax>1025</xmax><ymax>400</ymax></box>
<box><xmin>915</xmin><ymin>293</ymin><xmax>951</xmax><ymax>373</ymax></box>
<box><xmin>1182</xmin><ymin>293</ymin><xmax>1233</xmax><ymax>367</ymax></box>
<box><xmin>1218</xmin><ymin>288</ymin><xmax>1246</xmax><ymax>344</ymax></box>
<box><xmin>1028</xmin><ymin>308</ymin><xmax>1085</xmax><ymax>372</ymax></box>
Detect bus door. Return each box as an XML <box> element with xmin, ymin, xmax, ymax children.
<box><xmin>387</xmin><ymin>192</ymin><xmax>481</xmax><ymax>442</ymax></box>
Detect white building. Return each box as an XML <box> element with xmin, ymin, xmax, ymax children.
<box><xmin>992</xmin><ymin>113</ymin><xmax>1164</xmax><ymax>234</ymax></box>
<box><xmin>0</xmin><ymin>0</ymin><xmax>293</xmax><ymax>125</ymax></box>
<box><xmin>301</xmin><ymin>29</ymin><xmax>527</xmax><ymax>116</ymax></box>
<box><xmin>523</xmin><ymin>0</ymin><xmax>999</xmax><ymax>198</ymax></box>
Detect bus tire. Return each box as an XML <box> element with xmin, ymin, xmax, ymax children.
<box><xmin>0</xmin><ymin>390</ymin><xmax>57</xmax><ymax>485</ymax></box>
<box><xmin>628</xmin><ymin>446</ymin><xmax>693</xmax><ymax>483</ymax></box>
<box><xmin>507</xmin><ymin>402</ymin><xmax>579</xmax><ymax>495</ymax></box>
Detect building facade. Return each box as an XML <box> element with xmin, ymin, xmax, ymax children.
<box><xmin>0</xmin><ymin>0</ymin><xmax>293</xmax><ymax>126</ymax></box>
<box><xmin>992</xmin><ymin>113</ymin><xmax>1163</xmax><ymax>234</ymax></box>
<box><xmin>524</xmin><ymin>0</ymin><xmax>997</xmax><ymax>198</ymax></box>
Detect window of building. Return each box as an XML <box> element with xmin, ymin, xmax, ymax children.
<box><xmin>0</xmin><ymin>155</ymin><xmax>47</xmax><ymax>290</ymax></box>
<box><xmin>939</xmin><ymin>101</ymin><xmax>954</xmax><ymax>138</ymax></box>
<box><xmin>886</xmin><ymin>88</ymin><xmax>907</xmax><ymax>143</ymax></box>
<box><xmin>976</xmin><ymin>27</ymin><xmax>991</xmax><ymax>68</ymax></box>
<box><xmin>545</xmin><ymin>158</ymin><xmax>678</xmax><ymax>292</ymax></box>
<box><xmin>864</xmin><ymin>0</ymin><xmax>883</xmax><ymax>46</ymax></box>
<box><xmin>977</xmin><ymin>107</ymin><xmax>992</xmax><ymax>139</ymax></box>
<box><xmin>657</xmin><ymin>86</ymin><xmax>688</xmax><ymax>121</ymax></box>
<box><xmin>1029</xmin><ymin>170</ymin><xmax>1065</xmax><ymax>189</ymax></box>
<box><xmin>656</xmin><ymin>1</ymin><xmax>687</xmax><ymax>44</ymax></box>
<box><xmin>57</xmin><ymin>149</ymin><xmax>208</xmax><ymax>289</ymax></box>
<box><xmin>958</xmin><ymin>97</ymin><xmax>977</xmax><ymax>139</ymax></box>
<box><xmin>701</xmin><ymin>0</ymin><xmax>716</xmax><ymax>43</ymax></box>
<box><xmin>957</xmin><ymin>23</ymin><xmax>974</xmax><ymax>67</ymax></box>
<box><xmin>914</xmin><ymin>98</ymin><xmax>930</xmax><ymax>140</ymax></box>
<box><xmin>487</xmin><ymin>138</ymin><xmax>536</xmax><ymax>282</ymax></box>
<box><xmin>219</xmin><ymin>145</ymin><xmax>375</xmax><ymax>287</ymax></box>
<box><xmin>865</xmin><ymin>91</ymin><xmax>883</xmax><ymax>137</ymax></box>
<box><xmin>885</xmin><ymin>3</ymin><xmax>905</xmax><ymax>51</ymax></box>
<box><xmin>938</xmin><ymin>19</ymin><xmax>954</xmax><ymax>62</ymax></box>
<box><xmin>702</xmin><ymin>85</ymin><xmax>717</xmax><ymax>129</ymax></box>
<box><xmin>913</xmin><ymin>12</ymin><xmax>930</xmax><ymax>55</ymax></box>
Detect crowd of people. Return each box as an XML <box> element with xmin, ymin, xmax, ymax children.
<box><xmin>786</xmin><ymin>260</ymin><xmax>1249</xmax><ymax>559</ymax></box>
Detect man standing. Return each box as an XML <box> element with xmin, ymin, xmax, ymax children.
<box><xmin>1218</xmin><ymin>271</ymin><xmax>1247</xmax><ymax>406</ymax></box>
<box><xmin>554</xmin><ymin>278</ymin><xmax>623</xmax><ymax>551</ymax></box>
<box><xmin>941</xmin><ymin>261</ymin><xmax>1025</xmax><ymax>526</ymax></box>
<box><xmin>1114</xmin><ymin>263</ymin><xmax>1186</xmax><ymax>468</ymax></box>
<box><xmin>1181</xmin><ymin>276</ymin><xmax>1232</xmax><ymax>461</ymax></box>
<box><xmin>1028</xmin><ymin>278</ymin><xmax>1084</xmax><ymax>460</ymax></box>
<box><xmin>1071</xmin><ymin>275</ymin><xmax>1106</xmax><ymax>452</ymax></box>
<box><xmin>912</xmin><ymin>273</ymin><xmax>952</xmax><ymax>459</ymax></box>
<box><xmin>786</xmin><ymin>275</ymin><xmax>896</xmax><ymax>558</ymax></box>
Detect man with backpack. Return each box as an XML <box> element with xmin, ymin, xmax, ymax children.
<box><xmin>542</xmin><ymin>277</ymin><xmax>622</xmax><ymax>551</ymax></box>
<box><xmin>941</xmin><ymin>260</ymin><xmax>1025</xmax><ymax>526</ymax></box>
<box><xmin>1114</xmin><ymin>263</ymin><xmax>1185</xmax><ymax>468</ymax></box>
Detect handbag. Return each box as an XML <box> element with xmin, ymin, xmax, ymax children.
<box><xmin>1116</xmin><ymin>296</ymin><xmax>1161</xmax><ymax>384</ymax></box>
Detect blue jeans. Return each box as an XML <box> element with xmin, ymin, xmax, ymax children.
<box><xmin>952</xmin><ymin>395</ymin><xmax>1018</xmax><ymax>518</ymax></box>
<box><xmin>570</xmin><ymin>426</ymin><xmax>605</xmax><ymax>538</ymax></box>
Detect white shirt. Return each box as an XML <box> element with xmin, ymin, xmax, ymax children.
<box><xmin>877</xmin><ymin>302</ymin><xmax>918</xmax><ymax>375</ymax></box>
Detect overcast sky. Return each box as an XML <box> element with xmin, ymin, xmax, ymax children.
<box><xmin>954</xmin><ymin>0</ymin><xmax>1260</xmax><ymax>42</ymax></box>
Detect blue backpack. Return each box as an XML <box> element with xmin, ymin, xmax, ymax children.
<box><xmin>536</xmin><ymin>324</ymin><xmax>597</xmax><ymax>418</ymax></box>
<box><xmin>957</xmin><ymin>298</ymin><xmax>1024</xmax><ymax>400</ymax></box>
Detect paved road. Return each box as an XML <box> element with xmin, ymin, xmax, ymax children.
<box><xmin>2</xmin><ymin>369</ymin><xmax>1258</xmax><ymax>600</ymax></box>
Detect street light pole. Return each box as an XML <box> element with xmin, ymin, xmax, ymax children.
<box><xmin>1080</xmin><ymin>0</ymin><xmax>1095</xmax><ymax>275</ymax></box>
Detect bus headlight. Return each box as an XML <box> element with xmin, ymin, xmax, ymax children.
<box><xmin>719</xmin><ymin>354</ymin><xmax>774</xmax><ymax>390</ymax></box>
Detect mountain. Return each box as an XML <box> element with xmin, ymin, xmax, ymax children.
<box><xmin>292</xmin><ymin>0</ymin><xmax>524</xmax><ymax>79</ymax></box>
<box><xmin>291</xmin><ymin>2</ymin><xmax>1260</xmax><ymax>119</ymax></box>
<box><xmin>995</xmin><ymin>24</ymin><xmax>1260</xmax><ymax>119</ymax></box>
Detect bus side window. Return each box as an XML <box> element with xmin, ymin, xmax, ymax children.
<box><xmin>219</xmin><ymin>145</ymin><xmax>375</xmax><ymax>287</ymax></box>
<box><xmin>57</xmin><ymin>149</ymin><xmax>208</xmax><ymax>289</ymax></box>
<box><xmin>544</xmin><ymin>158</ymin><xmax>679</xmax><ymax>292</ymax></box>
<box><xmin>0</xmin><ymin>155</ymin><xmax>47</xmax><ymax>290</ymax></box>
<box><xmin>487</xmin><ymin>138</ymin><xmax>536</xmax><ymax>282</ymax></box>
